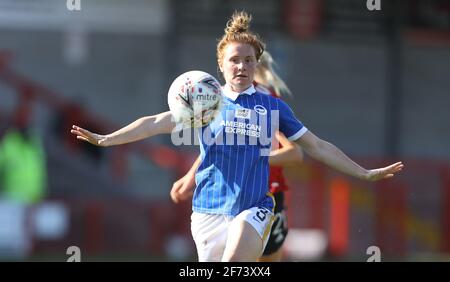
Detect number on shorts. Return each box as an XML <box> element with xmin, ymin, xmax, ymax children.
<box><xmin>256</xmin><ymin>208</ymin><xmax>269</xmax><ymax>222</ymax></box>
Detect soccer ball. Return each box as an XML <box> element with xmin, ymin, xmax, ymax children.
<box><xmin>167</xmin><ymin>70</ymin><xmax>223</xmax><ymax>128</ymax></box>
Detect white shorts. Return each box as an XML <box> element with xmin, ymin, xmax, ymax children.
<box><xmin>191</xmin><ymin>207</ymin><xmax>274</xmax><ymax>262</ymax></box>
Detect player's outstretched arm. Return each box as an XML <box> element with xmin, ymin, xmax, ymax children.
<box><xmin>295</xmin><ymin>131</ymin><xmax>403</xmax><ymax>181</ymax></box>
<box><xmin>71</xmin><ymin>111</ymin><xmax>176</xmax><ymax>147</ymax></box>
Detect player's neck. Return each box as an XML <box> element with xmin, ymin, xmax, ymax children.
<box><xmin>226</xmin><ymin>83</ymin><xmax>252</xmax><ymax>94</ymax></box>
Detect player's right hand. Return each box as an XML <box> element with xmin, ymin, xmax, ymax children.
<box><xmin>170</xmin><ymin>175</ymin><xmax>195</xmax><ymax>204</ymax></box>
<box><xmin>71</xmin><ymin>125</ymin><xmax>110</xmax><ymax>146</ymax></box>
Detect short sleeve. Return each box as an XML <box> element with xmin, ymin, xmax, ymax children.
<box><xmin>276</xmin><ymin>99</ymin><xmax>308</xmax><ymax>141</ymax></box>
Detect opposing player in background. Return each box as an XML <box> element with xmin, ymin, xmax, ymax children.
<box><xmin>71</xmin><ymin>11</ymin><xmax>403</xmax><ymax>262</ymax></box>
<box><xmin>170</xmin><ymin>51</ymin><xmax>303</xmax><ymax>262</ymax></box>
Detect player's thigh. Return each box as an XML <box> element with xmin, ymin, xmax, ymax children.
<box><xmin>222</xmin><ymin>219</ymin><xmax>261</xmax><ymax>262</ymax></box>
<box><xmin>222</xmin><ymin>207</ymin><xmax>274</xmax><ymax>262</ymax></box>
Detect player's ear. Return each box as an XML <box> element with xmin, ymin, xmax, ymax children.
<box><xmin>218</xmin><ymin>61</ymin><xmax>223</xmax><ymax>73</ymax></box>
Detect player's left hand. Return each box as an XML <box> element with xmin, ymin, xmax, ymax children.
<box><xmin>365</xmin><ymin>161</ymin><xmax>404</xmax><ymax>181</ymax></box>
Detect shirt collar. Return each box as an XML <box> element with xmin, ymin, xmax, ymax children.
<box><xmin>222</xmin><ymin>84</ymin><xmax>256</xmax><ymax>101</ymax></box>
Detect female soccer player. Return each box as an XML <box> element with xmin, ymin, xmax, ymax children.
<box><xmin>71</xmin><ymin>11</ymin><xmax>403</xmax><ymax>262</ymax></box>
<box><xmin>170</xmin><ymin>51</ymin><xmax>304</xmax><ymax>262</ymax></box>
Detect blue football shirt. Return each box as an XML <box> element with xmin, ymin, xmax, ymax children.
<box><xmin>193</xmin><ymin>84</ymin><xmax>307</xmax><ymax>216</ymax></box>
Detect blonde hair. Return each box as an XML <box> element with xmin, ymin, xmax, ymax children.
<box><xmin>255</xmin><ymin>51</ymin><xmax>292</xmax><ymax>97</ymax></box>
<box><xmin>217</xmin><ymin>11</ymin><xmax>265</xmax><ymax>67</ymax></box>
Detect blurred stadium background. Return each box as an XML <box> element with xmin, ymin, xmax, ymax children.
<box><xmin>0</xmin><ymin>0</ymin><xmax>449</xmax><ymax>262</ymax></box>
